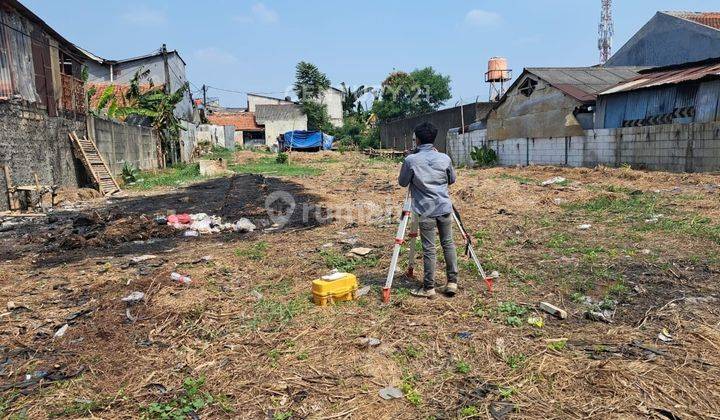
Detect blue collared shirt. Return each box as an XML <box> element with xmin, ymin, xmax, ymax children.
<box><xmin>398</xmin><ymin>144</ymin><xmax>456</xmax><ymax>217</ymax></box>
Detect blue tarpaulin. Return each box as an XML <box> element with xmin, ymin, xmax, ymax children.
<box><xmin>281</xmin><ymin>130</ymin><xmax>334</xmax><ymax>150</ymax></box>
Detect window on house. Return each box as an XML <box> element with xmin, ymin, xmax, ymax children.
<box><xmin>113</xmin><ymin>67</ymin><xmax>121</xmax><ymax>78</ymax></box>
<box><xmin>519</xmin><ymin>77</ymin><xmax>538</xmax><ymax>97</ymax></box>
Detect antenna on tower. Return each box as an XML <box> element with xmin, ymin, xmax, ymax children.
<box><xmin>598</xmin><ymin>0</ymin><xmax>614</xmax><ymax>64</ymax></box>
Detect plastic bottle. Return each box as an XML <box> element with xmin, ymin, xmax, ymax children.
<box><xmin>170</xmin><ymin>272</ymin><xmax>192</xmax><ymax>285</ymax></box>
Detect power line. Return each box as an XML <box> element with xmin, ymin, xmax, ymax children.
<box><xmin>205</xmin><ymin>85</ymin><xmax>291</xmax><ymax>96</ymax></box>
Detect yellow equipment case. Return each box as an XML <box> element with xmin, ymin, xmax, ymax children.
<box><xmin>312</xmin><ymin>272</ymin><xmax>358</xmax><ymax>306</ymax></box>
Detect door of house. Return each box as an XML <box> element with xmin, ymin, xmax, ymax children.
<box><xmin>30</xmin><ymin>28</ymin><xmax>56</xmax><ymax>116</ymax></box>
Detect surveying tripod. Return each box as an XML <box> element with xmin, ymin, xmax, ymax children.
<box><xmin>382</xmin><ymin>191</ymin><xmax>495</xmax><ymax>303</ymax></box>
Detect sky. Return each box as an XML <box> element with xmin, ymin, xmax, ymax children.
<box><xmin>23</xmin><ymin>0</ymin><xmax>720</xmax><ymax>108</ymax></box>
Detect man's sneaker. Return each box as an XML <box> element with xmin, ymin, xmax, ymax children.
<box><xmin>443</xmin><ymin>283</ymin><xmax>458</xmax><ymax>297</ymax></box>
<box><xmin>410</xmin><ymin>287</ymin><xmax>437</xmax><ymax>299</ymax></box>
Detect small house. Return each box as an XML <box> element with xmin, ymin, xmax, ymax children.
<box><xmin>207</xmin><ymin>111</ymin><xmax>265</xmax><ymax>147</ymax></box>
<box><xmin>255</xmin><ymin>104</ymin><xmax>308</xmax><ymax>147</ymax></box>
<box><xmin>247</xmin><ymin>93</ymin><xmax>295</xmax><ymax>112</ymax></box>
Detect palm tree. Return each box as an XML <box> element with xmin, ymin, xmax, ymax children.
<box><xmin>340</xmin><ymin>82</ymin><xmax>373</xmax><ymax>116</ymax></box>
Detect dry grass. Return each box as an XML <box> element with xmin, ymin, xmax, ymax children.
<box><xmin>0</xmin><ymin>152</ymin><xmax>719</xmax><ymax>419</ymax></box>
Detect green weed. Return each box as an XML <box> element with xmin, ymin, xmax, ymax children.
<box><xmin>400</xmin><ymin>374</ymin><xmax>422</xmax><ymax>407</ymax></box>
<box><xmin>205</xmin><ymin>145</ymin><xmax>234</xmax><ymax>162</ymax></box>
<box><xmin>249</xmin><ymin>296</ymin><xmax>311</xmax><ymax>330</ymax></box>
<box><xmin>455</xmin><ymin>360</ymin><xmax>471</xmax><ymax>374</ymax></box>
<box><xmin>320</xmin><ymin>250</ymin><xmax>378</xmax><ymax>272</ymax></box>
<box><xmin>505</xmin><ymin>353</ymin><xmax>526</xmax><ymax>369</ymax></box>
<box><xmin>128</xmin><ymin>163</ymin><xmax>203</xmax><ymax>190</ymax></box>
<box><xmin>499</xmin><ymin>386</ymin><xmax>517</xmax><ymax>399</ymax></box>
<box><xmin>144</xmin><ymin>377</ymin><xmax>214</xmax><ymax>420</ymax></box>
<box><xmin>498</xmin><ymin>301</ymin><xmax>527</xmax><ymax>317</ymax></box>
<box><xmin>460</xmin><ymin>406</ymin><xmax>479</xmax><ymax>417</ymax></box>
<box><xmin>235</xmin><ymin>242</ymin><xmax>268</xmax><ymax>261</ymax></box>
<box><xmin>231</xmin><ymin>157</ymin><xmax>321</xmax><ymax>177</ymax></box>
<box><xmin>547</xmin><ymin>340</ymin><xmax>567</xmax><ymax>351</ymax></box>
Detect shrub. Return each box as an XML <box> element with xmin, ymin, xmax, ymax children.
<box><xmin>470</xmin><ymin>145</ymin><xmax>497</xmax><ymax>167</ymax></box>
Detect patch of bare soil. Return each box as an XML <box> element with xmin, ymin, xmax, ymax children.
<box><xmin>0</xmin><ymin>152</ymin><xmax>719</xmax><ymax>419</ymax></box>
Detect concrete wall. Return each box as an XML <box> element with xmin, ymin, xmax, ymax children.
<box><xmin>606</xmin><ymin>12</ymin><xmax>720</xmax><ymax>67</ymax></box>
<box><xmin>486</xmin><ymin>76</ymin><xmax>585</xmax><ymax>141</ymax></box>
<box><xmin>247</xmin><ymin>94</ymin><xmax>293</xmax><ymax>112</ymax></box>
<box><xmin>380</xmin><ymin>104</ymin><xmax>481</xmax><ymax>153</ymax></box>
<box><xmin>178</xmin><ymin>122</ymin><xmax>236</xmax><ymax>162</ymax></box>
<box><xmin>318</xmin><ymin>88</ymin><xmax>344</xmax><ymax>127</ymax></box>
<box><xmin>447</xmin><ymin>129</ymin><xmax>487</xmax><ymax>167</ymax></box>
<box><xmin>264</xmin><ymin>116</ymin><xmax>309</xmax><ymax>148</ymax></box>
<box><xmin>89</xmin><ymin>116</ymin><xmax>160</xmax><ymax>175</ymax></box>
<box><xmin>0</xmin><ymin>100</ymin><xmax>87</xmax><ymax>210</ymax></box>
<box><xmin>458</xmin><ymin>121</ymin><xmax>720</xmax><ymax>172</ymax></box>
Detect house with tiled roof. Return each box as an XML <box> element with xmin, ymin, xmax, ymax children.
<box><xmin>606</xmin><ymin>11</ymin><xmax>720</xmax><ymax>67</ymax></box>
<box><xmin>207</xmin><ymin>110</ymin><xmax>266</xmax><ymax>147</ymax></box>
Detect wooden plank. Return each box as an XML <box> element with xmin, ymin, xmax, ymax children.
<box><xmin>68</xmin><ymin>131</ymin><xmax>121</xmax><ymax>195</ymax></box>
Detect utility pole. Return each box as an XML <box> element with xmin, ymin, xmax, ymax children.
<box><xmin>161</xmin><ymin>43</ymin><xmax>170</xmax><ymax>94</ymax></box>
<box><xmin>202</xmin><ymin>84</ymin><xmax>207</xmax><ymax>109</ymax></box>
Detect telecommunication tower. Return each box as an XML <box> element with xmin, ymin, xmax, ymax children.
<box><xmin>598</xmin><ymin>0</ymin><xmax>614</xmax><ymax>64</ymax></box>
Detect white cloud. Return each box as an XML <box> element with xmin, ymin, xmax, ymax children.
<box><xmin>235</xmin><ymin>3</ymin><xmax>279</xmax><ymax>24</ymax></box>
<box><xmin>121</xmin><ymin>5</ymin><xmax>167</xmax><ymax>26</ymax></box>
<box><xmin>194</xmin><ymin>47</ymin><xmax>239</xmax><ymax>65</ymax></box>
<box><xmin>464</xmin><ymin>9</ymin><xmax>502</xmax><ymax>27</ymax></box>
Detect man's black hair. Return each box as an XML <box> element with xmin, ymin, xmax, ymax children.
<box><xmin>414</xmin><ymin>122</ymin><xmax>438</xmax><ymax>145</ymax></box>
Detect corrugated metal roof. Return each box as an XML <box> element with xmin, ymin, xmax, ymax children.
<box><xmin>526</xmin><ymin>67</ymin><xmax>645</xmax><ymax>102</ymax></box>
<box><xmin>255</xmin><ymin>104</ymin><xmax>305</xmax><ymax>122</ymax></box>
<box><xmin>600</xmin><ymin>59</ymin><xmax>720</xmax><ymax>95</ymax></box>
<box><xmin>207</xmin><ymin>111</ymin><xmax>263</xmax><ymax>131</ymax></box>
<box><xmin>665</xmin><ymin>11</ymin><xmax>720</xmax><ymax>30</ymax></box>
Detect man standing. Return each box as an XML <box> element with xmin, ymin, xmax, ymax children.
<box><xmin>398</xmin><ymin>122</ymin><xmax>459</xmax><ymax>299</ymax></box>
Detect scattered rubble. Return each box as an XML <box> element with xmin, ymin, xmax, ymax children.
<box><xmin>541</xmin><ymin>176</ymin><xmax>566</xmax><ymax>186</ymax></box>
<box><xmin>539</xmin><ymin>302</ymin><xmax>567</xmax><ymax>319</ymax></box>
<box><xmin>378</xmin><ymin>386</ymin><xmax>403</xmax><ymax>400</ymax></box>
<box><xmin>348</xmin><ymin>247</ymin><xmax>373</xmax><ymax>257</ymax></box>
<box><xmin>121</xmin><ymin>291</ymin><xmax>145</xmax><ymax>304</ymax></box>
<box><xmin>53</xmin><ymin>324</ymin><xmax>69</xmax><ymax>338</ymax></box>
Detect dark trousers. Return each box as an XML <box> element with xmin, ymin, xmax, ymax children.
<box><xmin>419</xmin><ymin>213</ymin><xmax>459</xmax><ymax>290</ymax></box>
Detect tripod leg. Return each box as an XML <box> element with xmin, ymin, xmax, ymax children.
<box><xmin>451</xmin><ymin>211</ymin><xmax>492</xmax><ymax>292</ymax></box>
<box><xmin>405</xmin><ymin>213</ymin><xmax>419</xmax><ymax>278</ymax></box>
<box><xmin>383</xmin><ymin>195</ymin><xmax>412</xmax><ymax>303</ymax></box>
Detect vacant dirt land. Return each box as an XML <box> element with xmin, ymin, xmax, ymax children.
<box><xmin>1</xmin><ymin>151</ymin><xmax>719</xmax><ymax>419</ymax></box>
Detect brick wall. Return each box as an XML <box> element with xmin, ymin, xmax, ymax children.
<box><xmin>448</xmin><ymin>122</ymin><xmax>720</xmax><ymax>172</ymax></box>
<box><xmin>0</xmin><ymin>100</ymin><xmax>87</xmax><ymax>210</ymax></box>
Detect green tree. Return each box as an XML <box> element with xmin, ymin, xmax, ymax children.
<box><xmin>293</xmin><ymin>61</ymin><xmax>331</xmax><ymax>130</ymax></box>
<box><xmin>371</xmin><ymin>67</ymin><xmax>451</xmax><ymax>121</ymax></box>
<box><xmin>294</xmin><ymin>61</ymin><xmax>330</xmax><ymax>101</ymax></box>
<box><xmin>302</xmin><ymin>100</ymin><xmax>331</xmax><ymax>131</ymax></box>
<box><xmin>91</xmin><ymin>69</ymin><xmax>188</xmax><ymax>165</ymax></box>
<box><xmin>340</xmin><ymin>82</ymin><xmax>372</xmax><ymax>116</ymax></box>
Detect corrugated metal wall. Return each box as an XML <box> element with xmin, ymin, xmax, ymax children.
<box><xmin>0</xmin><ymin>8</ymin><xmax>39</xmax><ymax>102</ymax></box>
<box><xmin>598</xmin><ymin>80</ymin><xmax>720</xmax><ymax>128</ymax></box>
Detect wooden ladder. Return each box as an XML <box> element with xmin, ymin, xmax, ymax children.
<box><xmin>69</xmin><ymin>131</ymin><xmax>121</xmax><ymax>195</ymax></box>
